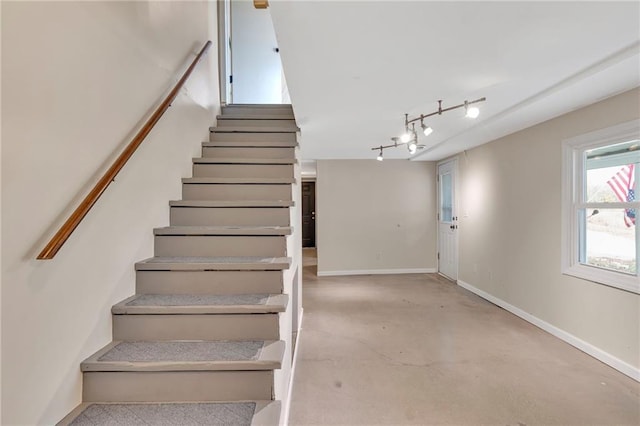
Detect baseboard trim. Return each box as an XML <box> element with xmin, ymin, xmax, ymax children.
<box><xmin>457</xmin><ymin>280</ymin><xmax>640</xmax><ymax>382</ymax></box>
<box><xmin>282</xmin><ymin>307</ymin><xmax>303</xmax><ymax>426</ymax></box>
<box><xmin>317</xmin><ymin>268</ymin><xmax>436</xmax><ymax>277</ymax></box>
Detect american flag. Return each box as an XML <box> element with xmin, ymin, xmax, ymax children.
<box><xmin>607</xmin><ymin>164</ymin><xmax>635</xmax><ymax>227</ymax></box>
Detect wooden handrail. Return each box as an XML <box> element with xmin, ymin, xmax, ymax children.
<box><xmin>37</xmin><ymin>40</ymin><xmax>213</xmax><ymax>260</ymax></box>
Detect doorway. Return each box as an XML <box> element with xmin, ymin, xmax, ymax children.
<box><xmin>229</xmin><ymin>0</ymin><xmax>283</xmax><ymax>103</ymax></box>
<box><xmin>437</xmin><ymin>159</ymin><xmax>458</xmax><ymax>281</ymax></box>
<box><xmin>302</xmin><ymin>182</ymin><xmax>316</xmax><ymax>248</ymax></box>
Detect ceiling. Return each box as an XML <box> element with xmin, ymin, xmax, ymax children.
<box><xmin>269</xmin><ymin>1</ymin><xmax>640</xmax><ymax>161</ymax></box>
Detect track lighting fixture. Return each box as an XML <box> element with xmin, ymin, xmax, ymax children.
<box><xmin>371</xmin><ymin>97</ymin><xmax>486</xmax><ymax>160</ymax></box>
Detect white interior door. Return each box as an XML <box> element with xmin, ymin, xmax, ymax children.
<box><xmin>230</xmin><ymin>0</ymin><xmax>282</xmax><ymax>103</ymax></box>
<box><xmin>438</xmin><ymin>159</ymin><xmax>458</xmax><ymax>281</ymax></box>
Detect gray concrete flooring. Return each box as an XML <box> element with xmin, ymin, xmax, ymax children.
<box><xmin>289</xmin><ymin>249</ymin><xmax>639</xmax><ymax>425</ymax></box>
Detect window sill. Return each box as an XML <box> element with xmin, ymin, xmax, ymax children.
<box><xmin>563</xmin><ymin>264</ymin><xmax>639</xmax><ymax>295</ymax></box>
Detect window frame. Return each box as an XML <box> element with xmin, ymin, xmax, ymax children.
<box><xmin>561</xmin><ymin>119</ymin><xmax>640</xmax><ymax>294</ymax></box>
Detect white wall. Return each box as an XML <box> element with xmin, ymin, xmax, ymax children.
<box><xmin>1</xmin><ymin>1</ymin><xmax>219</xmax><ymax>424</ymax></box>
<box><xmin>457</xmin><ymin>88</ymin><xmax>640</xmax><ymax>375</ymax></box>
<box><xmin>316</xmin><ymin>160</ymin><xmax>437</xmax><ymax>275</ymax></box>
<box><xmin>278</xmin><ymin>153</ymin><xmax>302</xmax><ymax>423</ymax></box>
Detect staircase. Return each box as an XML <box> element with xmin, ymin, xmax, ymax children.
<box><xmin>59</xmin><ymin>105</ymin><xmax>301</xmax><ymax>426</ymax></box>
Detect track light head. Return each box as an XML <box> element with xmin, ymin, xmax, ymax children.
<box><xmin>376</xmin><ymin>148</ymin><xmax>384</xmax><ymax>161</ymax></box>
<box><xmin>465</xmin><ymin>101</ymin><xmax>480</xmax><ymax>118</ymax></box>
<box><xmin>408</xmin><ymin>141</ymin><xmax>417</xmax><ymax>154</ymax></box>
<box><xmin>466</xmin><ymin>106</ymin><xmax>479</xmax><ymax>118</ymax></box>
<box><xmin>400</xmin><ymin>132</ymin><xmax>411</xmax><ymax>143</ymax></box>
<box><xmin>422</xmin><ymin>124</ymin><xmax>433</xmax><ymax>136</ymax></box>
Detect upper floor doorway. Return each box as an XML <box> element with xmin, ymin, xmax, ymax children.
<box><xmin>219</xmin><ymin>0</ymin><xmax>289</xmax><ymax>104</ymax></box>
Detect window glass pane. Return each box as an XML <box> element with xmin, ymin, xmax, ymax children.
<box><xmin>581</xmin><ymin>208</ymin><xmax>636</xmax><ymax>274</ymax></box>
<box><xmin>441</xmin><ymin>173</ymin><xmax>452</xmax><ymax>222</ymax></box>
<box><xmin>586</xmin><ymin>164</ymin><xmax>636</xmax><ymax>203</ymax></box>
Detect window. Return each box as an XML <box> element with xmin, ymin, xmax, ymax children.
<box><xmin>562</xmin><ymin>120</ymin><xmax>640</xmax><ymax>294</ymax></box>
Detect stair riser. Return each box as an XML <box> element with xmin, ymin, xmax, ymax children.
<box><xmin>202</xmin><ymin>147</ymin><xmax>295</xmax><ymax>158</ymax></box>
<box><xmin>209</xmin><ymin>132</ymin><xmax>297</xmax><ymax>143</ymax></box>
<box><xmin>216</xmin><ymin>119</ymin><xmax>297</xmax><ymax>129</ymax></box>
<box><xmin>182</xmin><ymin>184</ymin><xmax>292</xmax><ymax>201</ymax></box>
<box><xmin>136</xmin><ymin>270</ymin><xmax>283</xmax><ymax>295</ymax></box>
<box><xmin>113</xmin><ymin>314</ymin><xmax>279</xmax><ymax>341</ymax></box>
<box><xmin>154</xmin><ymin>236</ymin><xmax>287</xmax><ymax>257</ymax></box>
<box><xmin>193</xmin><ymin>164</ymin><xmax>294</xmax><ymax>179</ymax></box>
<box><xmin>170</xmin><ymin>207</ymin><xmax>290</xmax><ymax>226</ymax></box>
<box><xmin>83</xmin><ymin>371</ymin><xmax>273</xmax><ymax>402</ymax></box>
<box><xmin>222</xmin><ymin>106</ymin><xmax>293</xmax><ymax>117</ymax></box>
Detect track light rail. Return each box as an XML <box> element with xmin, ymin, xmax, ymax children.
<box><xmin>371</xmin><ymin>96</ymin><xmax>487</xmax><ymax>160</ymax></box>
<box><xmin>405</xmin><ymin>97</ymin><xmax>486</xmax><ymax>125</ymax></box>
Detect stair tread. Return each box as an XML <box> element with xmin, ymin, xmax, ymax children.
<box><xmin>203</xmin><ymin>141</ymin><xmax>298</xmax><ymax>147</ymax></box>
<box><xmin>215</xmin><ymin>114</ymin><xmax>297</xmax><ymax>124</ymax></box>
<box><xmin>82</xmin><ymin>340</ymin><xmax>285</xmax><ymax>371</ymax></box>
<box><xmin>182</xmin><ymin>177</ymin><xmax>295</xmax><ymax>184</ymax></box>
<box><xmin>193</xmin><ymin>157</ymin><xmax>297</xmax><ymax>164</ymax></box>
<box><xmin>226</xmin><ymin>103</ymin><xmax>293</xmax><ymax>108</ymax></box>
<box><xmin>113</xmin><ymin>294</ymin><xmax>288</xmax><ymax>314</ymax></box>
<box><xmin>210</xmin><ymin>127</ymin><xmax>298</xmax><ymax>133</ymax></box>
<box><xmin>220</xmin><ymin>113</ymin><xmax>295</xmax><ymax>119</ymax></box>
<box><xmin>170</xmin><ymin>200</ymin><xmax>294</xmax><ymax>207</ymax></box>
<box><xmin>154</xmin><ymin>226</ymin><xmax>292</xmax><ymax>236</ymax></box>
<box><xmin>59</xmin><ymin>401</ymin><xmax>281</xmax><ymax>426</ymax></box>
<box><xmin>135</xmin><ymin>256</ymin><xmax>292</xmax><ymax>271</ymax></box>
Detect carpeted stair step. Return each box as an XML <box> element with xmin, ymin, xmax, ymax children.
<box><xmin>59</xmin><ymin>401</ymin><xmax>281</xmax><ymax>426</ymax></box>
<box><xmin>113</xmin><ymin>293</ymin><xmax>288</xmax><ymax>314</ymax></box>
<box><xmin>81</xmin><ymin>340</ymin><xmax>284</xmax><ymax>402</ymax></box>
<box><xmin>202</xmin><ymin>145</ymin><xmax>296</xmax><ymax>159</ymax></box>
<box><xmin>203</xmin><ymin>140</ymin><xmax>298</xmax><ymax>148</ymax></box>
<box><xmin>182</xmin><ymin>177</ymin><xmax>295</xmax><ymax>184</ymax></box>
<box><xmin>170</xmin><ymin>200</ymin><xmax>294</xmax><ymax>208</ymax></box>
<box><xmin>153</xmin><ymin>226</ymin><xmax>292</xmax><ymax>236</ymax></box>
<box><xmin>182</xmin><ymin>179</ymin><xmax>293</xmax><ymax>201</ymax></box>
<box><xmin>210</xmin><ymin>126</ymin><xmax>298</xmax><ymax>133</ymax></box>
<box><xmin>170</xmin><ymin>206</ymin><xmax>291</xmax><ymax>227</ymax></box>
<box><xmin>209</xmin><ymin>131</ymin><xmax>297</xmax><ymax>143</ymax></box>
<box><xmin>216</xmin><ymin>117</ymin><xmax>298</xmax><ymax>131</ymax></box>
<box><xmin>135</xmin><ymin>256</ymin><xmax>291</xmax><ymax>271</ymax></box>
<box><xmin>82</xmin><ymin>340</ymin><xmax>284</xmax><ymax>372</ymax></box>
<box><xmin>221</xmin><ymin>103</ymin><xmax>294</xmax><ymax>118</ymax></box>
<box><xmin>110</xmin><ymin>294</ymin><xmax>288</xmax><ymax>341</ymax></box>
<box><xmin>135</xmin><ymin>257</ymin><xmax>290</xmax><ymax>295</ymax></box>
<box><xmin>153</xmin><ymin>228</ymin><xmax>289</xmax><ymax>258</ymax></box>
<box><xmin>193</xmin><ymin>158</ymin><xmax>295</xmax><ymax>179</ymax></box>
<box><xmin>193</xmin><ymin>157</ymin><xmax>297</xmax><ymax>164</ymax></box>
<box><xmin>135</xmin><ymin>258</ymin><xmax>286</xmax><ymax>295</ymax></box>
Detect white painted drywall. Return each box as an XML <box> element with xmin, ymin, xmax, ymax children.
<box><xmin>276</xmin><ymin>148</ymin><xmax>302</xmax><ymax>418</ymax></box>
<box><xmin>316</xmin><ymin>160</ymin><xmax>437</xmax><ymax>275</ymax></box>
<box><xmin>301</xmin><ymin>160</ymin><xmax>317</xmax><ymax>179</ymax></box>
<box><xmin>1</xmin><ymin>2</ymin><xmax>219</xmax><ymax>424</ymax></box>
<box><xmin>231</xmin><ymin>0</ymin><xmax>282</xmax><ymax>103</ymax></box>
<box><xmin>457</xmin><ymin>88</ymin><xmax>640</xmax><ymax>370</ymax></box>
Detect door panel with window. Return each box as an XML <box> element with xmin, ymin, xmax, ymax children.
<box><xmin>438</xmin><ymin>160</ymin><xmax>458</xmax><ymax>281</ymax></box>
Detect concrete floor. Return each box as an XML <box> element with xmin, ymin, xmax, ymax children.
<box><xmin>289</xmin><ymin>249</ymin><xmax>640</xmax><ymax>425</ymax></box>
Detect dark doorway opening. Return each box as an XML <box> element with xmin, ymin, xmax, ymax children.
<box><xmin>302</xmin><ymin>182</ymin><xmax>316</xmax><ymax>247</ymax></box>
